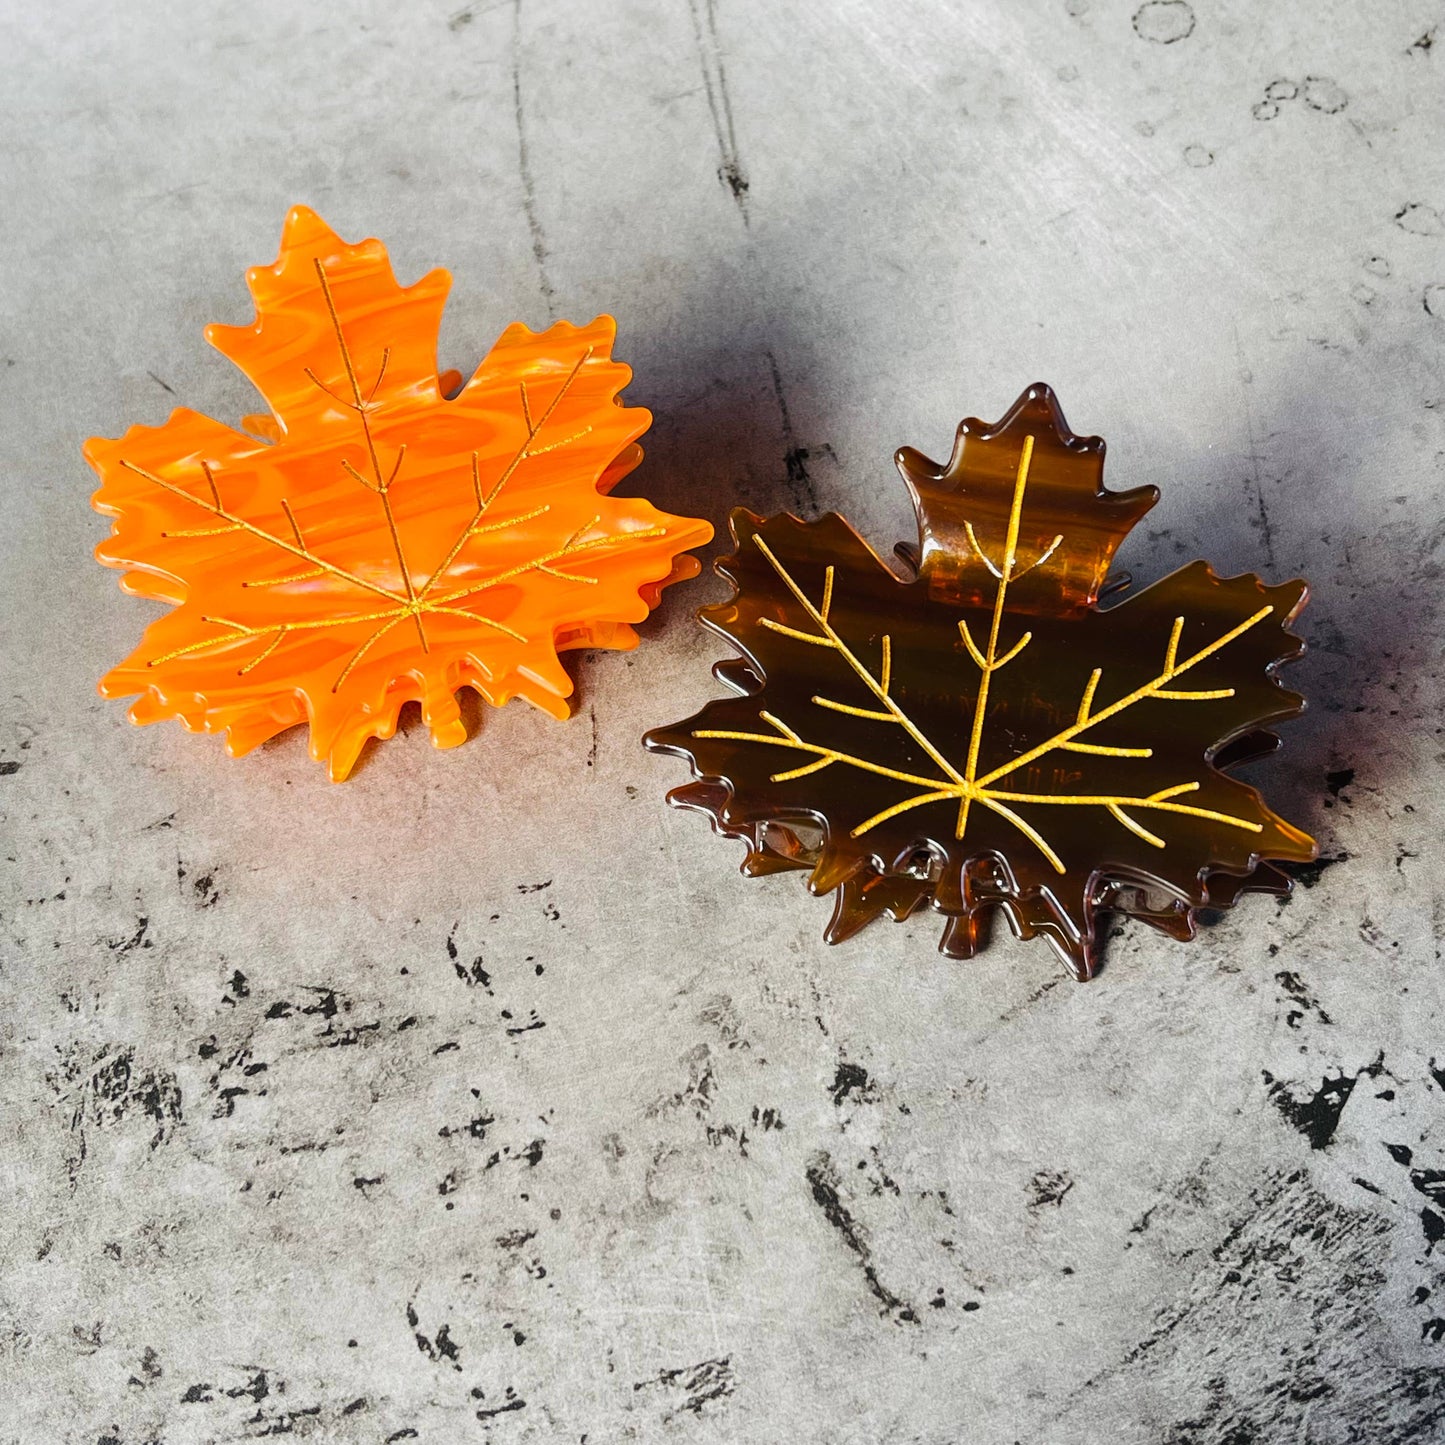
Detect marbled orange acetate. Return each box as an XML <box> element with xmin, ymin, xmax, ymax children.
<box><xmin>87</xmin><ymin>207</ymin><xmax>712</xmax><ymax>779</ymax></box>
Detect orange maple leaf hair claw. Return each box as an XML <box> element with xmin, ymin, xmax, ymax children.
<box><xmin>88</xmin><ymin>206</ymin><xmax>713</xmax><ymax>780</ymax></box>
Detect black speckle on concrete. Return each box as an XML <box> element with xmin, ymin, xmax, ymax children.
<box><xmin>1326</xmin><ymin>767</ymin><xmax>1355</xmax><ymax>797</ymax></box>
<box><xmin>1029</xmin><ymin>1169</ymin><xmax>1075</xmax><ymax>1210</ymax></box>
<box><xmin>1410</xmin><ymin>1170</ymin><xmax>1445</xmax><ymax>1206</ymax></box>
<box><xmin>1263</xmin><ymin>1056</ymin><xmax>1382</xmax><ymax>1149</ymax></box>
<box><xmin>474</xmin><ymin>1387</ymin><xmax>526</xmax><ymax>1420</ymax></box>
<box><xmin>830</xmin><ymin>1061</ymin><xmax>878</xmax><ymax>1107</ymax></box>
<box><xmin>633</xmin><ymin>1356</ymin><xmax>736</xmax><ymax>1421</ymax></box>
<box><xmin>1423</xmin><ymin>1208</ymin><xmax>1445</xmax><ymax>1253</ymax></box>
<box><xmin>805</xmin><ymin>1151</ymin><xmax>917</xmax><ymax>1323</ymax></box>
<box><xmin>1280</xmin><ymin>853</ymin><xmax>1349</xmax><ymax>891</ymax></box>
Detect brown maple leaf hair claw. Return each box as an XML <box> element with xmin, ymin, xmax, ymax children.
<box><xmin>644</xmin><ymin>383</ymin><xmax>1316</xmax><ymax>979</ymax></box>
<box><xmin>87</xmin><ymin>207</ymin><xmax>712</xmax><ymax>779</ymax></box>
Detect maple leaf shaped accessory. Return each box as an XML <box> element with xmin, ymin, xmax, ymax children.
<box><xmin>88</xmin><ymin>206</ymin><xmax>713</xmax><ymax>780</ymax></box>
<box><xmin>644</xmin><ymin>384</ymin><xmax>1316</xmax><ymax>979</ymax></box>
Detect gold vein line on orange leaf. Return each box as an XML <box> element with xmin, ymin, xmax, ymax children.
<box><xmin>243</xmin><ymin>567</ymin><xmax>329</xmax><ymax>589</ymax></box>
<box><xmin>333</xmin><ymin>615</ymin><xmax>409</xmax><ymax>692</ymax></box>
<box><xmin>144</xmin><ymin>602</ymin><xmax>530</xmax><ymax>676</ymax></box>
<box><xmin>117</xmin><ymin>459</ymin><xmax>535</xmax><ymax>689</ymax></box>
<box><xmin>428</xmin><ymin>524</ymin><xmax>671</xmax><ymax>608</ymax></box>
<box><xmin>146</xmin><ymin>607</ymin><xmax>406</xmax><ymax>668</ymax></box>
<box><xmin>118</xmin><ymin>351</ymin><xmax>623</xmax><ymax>691</ymax></box>
<box><xmin>310</xmin><ymin>258</ymin><xmax>424</xmax><ymax>641</ymax></box>
<box><xmin>118</xmin><ymin>459</ymin><xmax>412</xmax><ymax>606</ymax></box>
<box><xmin>331</xmin><ymin>600</ymin><xmax>521</xmax><ymax>693</ymax></box>
<box><xmin>470</xmin><ymin>503</ymin><xmax>551</xmax><ymax>539</ymax></box>
<box><xmin>161</xmin><ymin>524</ymin><xmax>244</xmax><ymax>539</ymax></box>
<box><xmin>527</xmin><ymin>425</ymin><xmax>595</xmax><ymax>457</ymax></box>
<box><xmin>303</xmin><ymin>270</ymin><xmax>606</xmax><ymax>654</ymax></box>
<box><xmin>413</xmin><ymin>358</ymin><xmax>593</xmax><ymax>606</ymax></box>
<box><xmin>239</xmin><ymin>630</ymin><xmax>286</xmax><ymax>675</ymax></box>
<box><xmin>280</xmin><ymin>498</ymin><xmax>307</xmax><ymax>548</ymax></box>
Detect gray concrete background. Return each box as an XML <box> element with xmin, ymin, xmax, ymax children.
<box><xmin>2</xmin><ymin>0</ymin><xmax>1443</xmax><ymax>1440</ymax></box>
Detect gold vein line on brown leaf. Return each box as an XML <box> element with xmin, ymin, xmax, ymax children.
<box><xmin>733</xmin><ymin>501</ymin><xmax>1270</xmax><ymax>873</ymax></box>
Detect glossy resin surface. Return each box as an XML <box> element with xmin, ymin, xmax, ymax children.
<box><xmin>88</xmin><ymin>206</ymin><xmax>713</xmax><ymax>779</ymax></box>
<box><xmin>647</xmin><ymin>384</ymin><xmax>1315</xmax><ymax>977</ymax></box>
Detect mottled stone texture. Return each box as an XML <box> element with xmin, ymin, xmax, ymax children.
<box><xmin>1</xmin><ymin>1</ymin><xmax>1443</xmax><ymax>1441</ymax></box>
